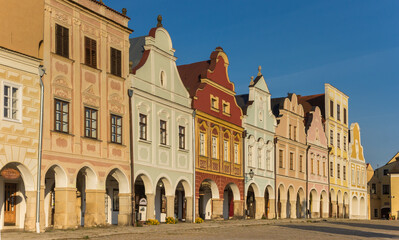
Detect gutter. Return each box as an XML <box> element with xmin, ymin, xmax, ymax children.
<box><xmin>192</xmin><ymin>111</ymin><xmax>196</xmax><ymax>222</ymax></box>
<box><xmin>128</xmin><ymin>89</ymin><xmax>135</xmax><ymax>226</ymax></box>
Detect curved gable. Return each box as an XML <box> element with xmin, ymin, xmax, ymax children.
<box><xmin>350</xmin><ymin>123</ymin><xmax>365</xmax><ymax>161</ymax></box>
<box><xmin>154</xmin><ymin>28</ymin><xmax>174</xmax><ymax>55</ymax></box>
<box><xmin>306</xmin><ymin>107</ymin><xmax>327</xmax><ymax>147</ymax></box>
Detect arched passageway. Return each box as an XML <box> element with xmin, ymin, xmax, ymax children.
<box><xmin>246</xmin><ymin>185</ymin><xmax>256</xmax><ymax>219</ymax></box>
<box><xmin>105</xmin><ymin>169</ymin><xmax>130</xmax><ymax>226</ymax></box>
<box><xmin>199</xmin><ymin>180</ymin><xmax>219</xmax><ymax>220</ymax></box>
<box><xmin>174</xmin><ymin>180</ymin><xmax>192</xmax><ymax>222</ymax></box>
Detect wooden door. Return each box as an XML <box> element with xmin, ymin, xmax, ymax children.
<box><xmin>4</xmin><ymin>183</ymin><xmax>17</xmax><ymax>226</ymax></box>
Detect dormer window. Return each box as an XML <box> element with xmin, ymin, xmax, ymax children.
<box><xmin>210</xmin><ymin>95</ymin><xmax>219</xmax><ymax>111</ymax></box>
<box><xmin>222</xmin><ymin>100</ymin><xmax>230</xmax><ymax>115</ymax></box>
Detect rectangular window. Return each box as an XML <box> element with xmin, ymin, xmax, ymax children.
<box><xmin>330</xmin><ymin>162</ymin><xmax>334</xmax><ymax>177</ymax></box>
<box><xmin>179</xmin><ymin>126</ymin><xmax>185</xmax><ymax>149</ymax></box>
<box><xmin>371</xmin><ymin>183</ymin><xmax>376</xmax><ymax>194</ymax></box>
<box><xmin>337</xmin><ymin>163</ymin><xmax>340</xmax><ymax>179</ymax></box>
<box><xmin>279</xmin><ymin>150</ymin><xmax>284</xmax><ymax>168</ymax></box>
<box><xmin>344</xmin><ymin>108</ymin><xmax>347</xmax><ymax>124</ymax></box>
<box><xmin>199</xmin><ymin>132</ymin><xmax>205</xmax><ymax>156</ymax></box>
<box><xmin>383</xmin><ymin>169</ymin><xmax>389</xmax><ymax>176</ymax></box>
<box><xmin>111</xmin><ymin>115</ymin><xmax>122</xmax><ymax>144</ymax></box>
<box><xmin>323</xmin><ymin>162</ymin><xmax>326</xmax><ymax>176</ymax></box>
<box><xmin>343</xmin><ymin>136</ymin><xmax>347</xmax><ymax>151</ymax></box>
<box><xmin>337</xmin><ymin>104</ymin><xmax>341</xmax><ymax>121</ymax></box>
<box><xmin>85</xmin><ymin>37</ymin><xmax>97</xmax><ymax>68</ymax></box>
<box><xmin>289</xmin><ymin>152</ymin><xmax>294</xmax><ymax>170</ymax></box>
<box><xmin>54</xmin><ymin>99</ymin><xmax>69</xmax><ymax>133</ymax></box>
<box><xmin>352</xmin><ymin>169</ymin><xmax>355</xmax><ymax>184</ymax></box>
<box><xmin>289</xmin><ymin>124</ymin><xmax>292</xmax><ymax>139</ymax></box>
<box><xmin>210</xmin><ymin>96</ymin><xmax>219</xmax><ymax>110</ymax></box>
<box><xmin>343</xmin><ymin>165</ymin><xmax>346</xmax><ymax>180</ymax></box>
<box><xmin>317</xmin><ymin>160</ymin><xmax>320</xmax><ymax>175</ymax></box>
<box><xmin>223</xmin><ymin>140</ymin><xmax>229</xmax><ymax>162</ymax></box>
<box><xmin>160</xmin><ymin>120</ymin><xmax>167</xmax><ymax>145</ymax></box>
<box><xmin>337</xmin><ymin>133</ymin><xmax>340</xmax><ymax>148</ymax></box>
<box><xmin>299</xmin><ymin>155</ymin><xmax>303</xmax><ymax>172</ymax></box>
<box><xmin>110</xmin><ymin>47</ymin><xmax>122</xmax><ymax>77</ymax></box>
<box><xmin>258</xmin><ymin>148</ymin><xmax>262</xmax><ymax>169</ymax></box>
<box><xmin>311</xmin><ymin>158</ymin><xmax>314</xmax><ymax>174</ymax></box>
<box><xmin>294</xmin><ymin>126</ymin><xmax>297</xmax><ymax>140</ymax></box>
<box><xmin>3</xmin><ymin>84</ymin><xmax>19</xmax><ymax>120</ymax></box>
<box><xmin>330</xmin><ymin>100</ymin><xmax>334</xmax><ymax>117</ymax></box>
<box><xmin>234</xmin><ymin>143</ymin><xmax>239</xmax><ymax>164</ymax></box>
<box><xmin>357</xmin><ymin>170</ymin><xmax>360</xmax><ymax>185</ymax></box>
<box><xmin>248</xmin><ymin>146</ymin><xmax>253</xmax><ymax>167</ymax></box>
<box><xmin>382</xmin><ymin>185</ymin><xmax>390</xmax><ymax>195</ymax></box>
<box><xmin>330</xmin><ymin>130</ymin><xmax>334</xmax><ymax>146</ymax></box>
<box><xmin>84</xmin><ymin>107</ymin><xmax>97</xmax><ymax>139</ymax></box>
<box><xmin>266</xmin><ymin>150</ymin><xmax>271</xmax><ymax>170</ymax></box>
<box><xmin>374</xmin><ymin>209</ymin><xmax>378</xmax><ymax>218</ymax></box>
<box><xmin>139</xmin><ymin>114</ymin><xmax>147</xmax><ymax>140</ymax></box>
<box><xmin>212</xmin><ymin>136</ymin><xmax>218</xmax><ymax>159</ymax></box>
<box><xmin>55</xmin><ymin>24</ymin><xmax>69</xmax><ymax>58</ymax></box>
<box><xmin>222</xmin><ymin>101</ymin><xmax>230</xmax><ymax>114</ymax></box>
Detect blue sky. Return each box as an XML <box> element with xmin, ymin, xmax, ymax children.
<box><xmin>106</xmin><ymin>0</ymin><xmax>399</xmax><ymax>168</ymax></box>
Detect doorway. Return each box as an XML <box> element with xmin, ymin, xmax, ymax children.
<box><xmin>4</xmin><ymin>183</ymin><xmax>17</xmax><ymax>226</ymax></box>
<box><xmin>246</xmin><ymin>186</ymin><xmax>255</xmax><ymax>219</ymax></box>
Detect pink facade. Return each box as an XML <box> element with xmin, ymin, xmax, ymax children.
<box><xmin>305</xmin><ymin>106</ymin><xmax>329</xmax><ymax>218</ymax></box>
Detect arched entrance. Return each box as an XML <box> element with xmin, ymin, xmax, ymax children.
<box><xmin>287</xmin><ymin>186</ymin><xmax>294</xmax><ymax>218</ymax></box>
<box><xmin>351</xmin><ymin>196</ymin><xmax>358</xmax><ymax>218</ymax></box>
<box><xmin>174</xmin><ymin>180</ymin><xmax>191</xmax><ymax>222</ymax></box>
<box><xmin>134</xmin><ymin>174</ymin><xmax>153</xmax><ymax>221</ymax></box>
<box><xmin>246</xmin><ymin>185</ymin><xmax>256</xmax><ymax>219</ymax></box>
<box><xmin>265</xmin><ymin>187</ymin><xmax>270</xmax><ymax>219</ymax></box>
<box><xmin>223</xmin><ymin>183</ymin><xmax>240</xmax><ymax>220</ymax></box>
<box><xmin>337</xmin><ymin>190</ymin><xmax>342</xmax><ymax>218</ymax></box>
<box><xmin>360</xmin><ymin>197</ymin><xmax>366</xmax><ymax>218</ymax></box>
<box><xmin>277</xmin><ymin>184</ymin><xmax>286</xmax><ymax>219</ymax></box>
<box><xmin>296</xmin><ymin>188</ymin><xmax>305</xmax><ymax>218</ymax></box>
<box><xmin>309</xmin><ymin>189</ymin><xmax>317</xmax><ymax>218</ymax></box>
<box><xmin>0</xmin><ymin>162</ymin><xmax>34</xmax><ymax>229</ymax></box>
<box><xmin>329</xmin><ymin>188</ymin><xmax>335</xmax><ymax>218</ymax></box>
<box><xmin>320</xmin><ymin>190</ymin><xmax>328</xmax><ymax>218</ymax></box>
<box><xmin>155</xmin><ymin>178</ymin><xmax>172</xmax><ymax>222</ymax></box>
<box><xmin>44</xmin><ymin>165</ymin><xmax>67</xmax><ymax>228</ymax></box>
<box><xmin>105</xmin><ymin>169</ymin><xmax>129</xmax><ymax>225</ymax></box>
<box><xmin>75</xmin><ymin>167</ymin><xmax>97</xmax><ymax>226</ymax></box>
<box><xmin>343</xmin><ymin>192</ymin><xmax>349</xmax><ymax>218</ymax></box>
<box><xmin>199</xmin><ymin>179</ymin><xmax>219</xmax><ymax>220</ymax></box>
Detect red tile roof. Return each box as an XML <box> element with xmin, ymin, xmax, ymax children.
<box><xmin>177</xmin><ymin>60</ymin><xmax>210</xmax><ymax>98</ymax></box>
<box><xmin>88</xmin><ymin>0</ymin><xmax>130</xmax><ymax>19</ymax></box>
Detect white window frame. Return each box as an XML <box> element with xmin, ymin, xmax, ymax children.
<box><xmin>234</xmin><ymin>143</ymin><xmax>238</xmax><ymax>164</ymax></box>
<box><xmin>223</xmin><ymin>140</ymin><xmax>229</xmax><ymax>162</ymax></box>
<box><xmin>212</xmin><ymin>136</ymin><xmax>218</xmax><ymax>159</ymax></box>
<box><xmin>2</xmin><ymin>81</ymin><xmax>22</xmax><ymax>122</ymax></box>
<box><xmin>199</xmin><ymin>132</ymin><xmax>206</xmax><ymax>156</ymax></box>
<box><xmin>248</xmin><ymin>145</ymin><xmax>253</xmax><ymax>167</ymax></box>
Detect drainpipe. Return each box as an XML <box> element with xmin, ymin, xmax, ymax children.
<box><xmin>128</xmin><ymin>89</ymin><xmax>135</xmax><ymax>226</ymax></box>
<box><xmin>305</xmin><ymin>145</ymin><xmax>310</xmax><ymax>219</ymax></box>
<box><xmin>327</xmin><ymin>146</ymin><xmax>332</xmax><ymax>217</ymax></box>
<box><xmin>36</xmin><ymin>65</ymin><xmax>45</xmax><ymax>233</ymax></box>
<box><xmin>274</xmin><ymin>137</ymin><xmax>277</xmax><ymax>219</ymax></box>
<box><xmin>192</xmin><ymin>111</ymin><xmax>196</xmax><ymax>222</ymax></box>
<box><xmin>242</xmin><ymin>130</ymin><xmax>246</xmax><ymax>219</ymax></box>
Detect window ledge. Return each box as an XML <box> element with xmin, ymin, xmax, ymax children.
<box><xmin>51</xmin><ymin>130</ymin><xmax>75</xmax><ymax>137</ymax></box>
<box><xmin>108</xmin><ymin>141</ymin><xmax>126</xmax><ymax>147</ymax></box>
<box><xmin>81</xmin><ymin>136</ymin><xmax>102</xmax><ymax>142</ymax></box>
<box><xmin>222</xmin><ymin>112</ymin><xmax>231</xmax><ymax>117</ymax></box>
<box><xmin>159</xmin><ymin>144</ymin><xmax>171</xmax><ymax>149</ymax></box>
<box><xmin>178</xmin><ymin>148</ymin><xmax>189</xmax><ymax>153</ymax></box>
<box><xmin>51</xmin><ymin>52</ymin><xmax>75</xmax><ymax>63</ymax></box>
<box><xmin>81</xmin><ymin>63</ymin><xmax>102</xmax><ymax>72</ymax></box>
<box><xmin>107</xmin><ymin>72</ymin><xmax>125</xmax><ymax>80</ymax></box>
<box><xmin>2</xmin><ymin>117</ymin><xmax>22</xmax><ymax>124</ymax></box>
<box><xmin>138</xmin><ymin>139</ymin><xmax>151</xmax><ymax>144</ymax></box>
<box><xmin>211</xmin><ymin>107</ymin><xmax>219</xmax><ymax>113</ymax></box>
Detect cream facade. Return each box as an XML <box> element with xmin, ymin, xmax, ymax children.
<box><xmin>348</xmin><ymin>123</ymin><xmax>367</xmax><ymax>219</ymax></box>
<box><xmin>40</xmin><ymin>0</ymin><xmax>132</xmax><ymax>229</ymax></box>
<box><xmin>129</xmin><ymin>24</ymin><xmax>194</xmax><ymax>223</ymax></box>
<box><xmin>237</xmin><ymin>67</ymin><xmax>276</xmax><ymax>219</ymax></box>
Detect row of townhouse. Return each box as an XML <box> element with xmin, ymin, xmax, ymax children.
<box><xmin>0</xmin><ymin>0</ymin><xmax>368</xmax><ymax>232</ymax></box>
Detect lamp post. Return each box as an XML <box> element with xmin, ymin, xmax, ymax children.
<box><xmin>36</xmin><ymin>65</ymin><xmax>45</xmax><ymax>233</ymax></box>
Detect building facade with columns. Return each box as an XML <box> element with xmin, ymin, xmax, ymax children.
<box><xmin>129</xmin><ymin>22</ymin><xmax>194</xmax><ymax>223</ymax></box>
<box><xmin>299</xmin><ymin>100</ymin><xmax>329</xmax><ymax>219</ymax></box>
<box><xmin>348</xmin><ymin>123</ymin><xmax>367</xmax><ymax>219</ymax></box>
<box><xmin>179</xmin><ymin>47</ymin><xmax>244</xmax><ymax>220</ymax></box>
<box><xmin>40</xmin><ymin>0</ymin><xmax>132</xmax><ymax>229</ymax></box>
<box><xmin>236</xmin><ymin>67</ymin><xmax>276</xmax><ymax>219</ymax></box>
<box><xmin>272</xmin><ymin>93</ymin><xmax>307</xmax><ymax>219</ymax></box>
<box><xmin>300</xmin><ymin>84</ymin><xmax>350</xmax><ymax>218</ymax></box>
<box><xmin>0</xmin><ymin>0</ymin><xmax>43</xmax><ymax>231</ymax></box>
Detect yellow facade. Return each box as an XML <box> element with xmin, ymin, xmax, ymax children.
<box><xmin>325</xmin><ymin>83</ymin><xmax>350</xmax><ymax>218</ymax></box>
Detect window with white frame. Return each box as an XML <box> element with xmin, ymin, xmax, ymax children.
<box><xmin>212</xmin><ymin>136</ymin><xmax>218</xmax><ymax>159</ymax></box>
<box><xmin>3</xmin><ymin>83</ymin><xmax>20</xmax><ymax>120</ymax></box>
<box><xmin>266</xmin><ymin>150</ymin><xmax>271</xmax><ymax>170</ymax></box>
<box><xmin>223</xmin><ymin>140</ymin><xmax>229</xmax><ymax>162</ymax></box>
<box><xmin>258</xmin><ymin>148</ymin><xmax>262</xmax><ymax>169</ymax></box>
<box><xmin>199</xmin><ymin>132</ymin><xmax>206</xmax><ymax>156</ymax></box>
<box><xmin>234</xmin><ymin>143</ymin><xmax>238</xmax><ymax>164</ymax></box>
<box><xmin>248</xmin><ymin>145</ymin><xmax>253</xmax><ymax>167</ymax></box>
<box><xmin>352</xmin><ymin>169</ymin><xmax>355</xmax><ymax>184</ymax></box>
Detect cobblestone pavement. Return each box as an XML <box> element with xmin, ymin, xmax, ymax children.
<box><xmin>1</xmin><ymin>219</ymin><xmax>399</xmax><ymax>240</ymax></box>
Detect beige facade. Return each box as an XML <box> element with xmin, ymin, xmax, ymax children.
<box><xmin>368</xmin><ymin>152</ymin><xmax>399</xmax><ymax>220</ymax></box>
<box><xmin>40</xmin><ymin>0</ymin><xmax>132</xmax><ymax>229</ymax></box>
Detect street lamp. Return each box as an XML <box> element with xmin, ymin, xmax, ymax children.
<box><xmin>245</xmin><ymin>169</ymin><xmax>255</xmax><ymax>183</ymax></box>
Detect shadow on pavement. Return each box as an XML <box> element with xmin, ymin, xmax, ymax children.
<box><xmin>329</xmin><ymin>221</ymin><xmax>399</xmax><ymax>232</ymax></box>
<box><xmin>279</xmin><ymin>224</ymin><xmax>399</xmax><ymax>238</ymax></box>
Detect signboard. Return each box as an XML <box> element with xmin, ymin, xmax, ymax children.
<box><xmin>1</xmin><ymin>168</ymin><xmax>20</xmax><ymax>180</ymax></box>
<box><xmin>139</xmin><ymin>198</ymin><xmax>147</xmax><ymax>206</ymax></box>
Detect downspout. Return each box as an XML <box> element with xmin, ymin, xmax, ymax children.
<box><xmin>305</xmin><ymin>145</ymin><xmax>310</xmax><ymax>219</ymax></box>
<box><xmin>274</xmin><ymin>137</ymin><xmax>277</xmax><ymax>219</ymax></box>
<box><xmin>192</xmin><ymin>110</ymin><xmax>196</xmax><ymax>222</ymax></box>
<box><xmin>242</xmin><ymin>130</ymin><xmax>246</xmax><ymax>219</ymax></box>
<box><xmin>128</xmin><ymin>89</ymin><xmax>135</xmax><ymax>226</ymax></box>
<box><xmin>328</xmin><ymin>146</ymin><xmax>332</xmax><ymax>217</ymax></box>
<box><xmin>36</xmin><ymin>65</ymin><xmax>45</xmax><ymax>233</ymax></box>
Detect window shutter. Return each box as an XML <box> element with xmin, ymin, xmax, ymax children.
<box><xmin>116</xmin><ymin>50</ymin><xmax>121</xmax><ymax>76</ymax></box>
<box><xmin>56</xmin><ymin>25</ymin><xmax>62</xmax><ymax>55</ymax></box>
<box><xmin>111</xmin><ymin>48</ymin><xmax>116</xmax><ymax>75</ymax></box>
<box><xmin>91</xmin><ymin>39</ymin><xmax>97</xmax><ymax>68</ymax></box>
<box><xmin>85</xmin><ymin>37</ymin><xmax>90</xmax><ymax>65</ymax></box>
<box><xmin>63</xmin><ymin>27</ymin><xmax>69</xmax><ymax>58</ymax></box>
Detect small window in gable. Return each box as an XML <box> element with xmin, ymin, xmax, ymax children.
<box><xmin>160</xmin><ymin>71</ymin><xmax>166</xmax><ymax>87</ymax></box>
<box><xmin>210</xmin><ymin>95</ymin><xmax>219</xmax><ymax>110</ymax></box>
<box><xmin>222</xmin><ymin>100</ymin><xmax>230</xmax><ymax>115</ymax></box>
